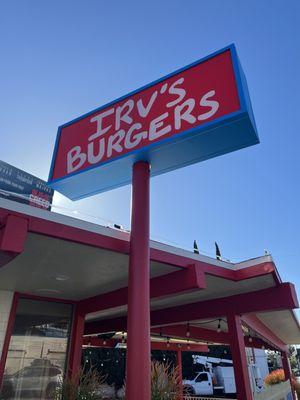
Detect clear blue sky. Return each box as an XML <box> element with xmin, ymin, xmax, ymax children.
<box><xmin>1</xmin><ymin>1</ymin><xmax>300</xmax><ymax>305</ymax></box>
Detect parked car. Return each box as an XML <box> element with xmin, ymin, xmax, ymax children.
<box><xmin>2</xmin><ymin>361</ymin><xmax>62</xmax><ymax>399</ymax></box>
<box><xmin>0</xmin><ymin>375</ymin><xmax>14</xmax><ymax>399</ymax></box>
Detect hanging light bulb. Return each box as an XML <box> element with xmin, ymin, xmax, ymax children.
<box><xmin>122</xmin><ymin>332</ymin><xmax>125</xmax><ymax>343</ymax></box>
<box><xmin>167</xmin><ymin>337</ymin><xmax>170</xmax><ymax>348</ymax></box>
<box><xmin>187</xmin><ymin>340</ymin><xmax>190</xmax><ymax>350</ymax></box>
<box><xmin>217</xmin><ymin>319</ymin><xmax>221</xmax><ymax>333</ymax></box>
<box><xmin>248</xmin><ymin>333</ymin><xmax>253</xmax><ymax>343</ymax></box>
<box><xmin>103</xmin><ymin>340</ymin><xmax>107</xmax><ymax>346</ymax></box>
<box><xmin>261</xmin><ymin>345</ymin><xmax>265</xmax><ymax>350</ymax></box>
<box><xmin>186</xmin><ymin>323</ymin><xmax>190</xmax><ymax>337</ymax></box>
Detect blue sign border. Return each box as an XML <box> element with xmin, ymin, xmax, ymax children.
<box><xmin>48</xmin><ymin>44</ymin><xmax>259</xmax><ymax>200</ymax></box>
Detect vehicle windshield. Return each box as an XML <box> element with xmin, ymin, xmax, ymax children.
<box><xmin>191</xmin><ymin>372</ymin><xmax>203</xmax><ymax>380</ymax></box>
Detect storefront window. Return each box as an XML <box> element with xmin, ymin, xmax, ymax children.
<box><xmin>0</xmin><ymin>298</ymin><xmax>72</xmax><ymax>400</ymax></box>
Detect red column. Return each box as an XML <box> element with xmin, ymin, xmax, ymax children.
<box><xmin>227</xmin><ymin>314</ymin><xmax>253</xmax><ymax>400</ymax></box>
<box><xmin>0</xmin><ymin>293</ymin><xmax>19</xmax><ymax>388</ymax></box>
<box><xmin>68</xmin><ymin>305</ymin><xmax>85</xmax><ymax>380</ymax></box>
<box><xmin>177</xmin><ymin>350</ymin><xmax>183</xmax><ymax>400</ymax></box>
<box><xmin>126</xmin><ymin>161</ymin><xmax>151</xmax><ymax>400</ymax></box>
<box><xmin>282</xmin><ymin>351</ymin><xmax>296</xmax><ymax>400</ymax></box>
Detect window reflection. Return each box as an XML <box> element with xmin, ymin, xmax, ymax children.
<box><xmin>1</xmin><ymin>298</ymin><xmax>72</xmax><ymax>400</ymax></box>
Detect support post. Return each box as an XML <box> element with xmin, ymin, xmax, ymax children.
<box><xmin>177</xmin><ymin>349</ymin><xmax>183</xmax><ymax>400</ymax></box>
<box><xmin>0</xmin><ymin>293</ymin><xmax>19</xmax><ymax>389</ymax></box>
<box><xmin>68</xmin><ymin>305</ymin><xmax>85</xmax><ymax>380</ymax></box>
<box><xmin>227</xmin><ymin>314</ymin><xmax>253</xmax><ymax>400</ymax></box>
<box><xmin>282</xmin><ymin>351</ymin><xmax>296</xmax><ymax>400</ymax></box>
<box><xmin>126</xmin><ymin>161</ymin><xmax>151</xmax><ymax>400</ymax></box>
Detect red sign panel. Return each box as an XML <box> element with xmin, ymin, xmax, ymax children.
<box><xmin>51</xmin><ymin>50</ymin><xmax>240</xmax><ymax>181</ymax></box>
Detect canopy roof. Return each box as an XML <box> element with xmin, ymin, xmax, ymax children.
<box><xmin>0</xmin><ymin>197</ymin><xmax>299</xmax><ymax>347</ymax></box>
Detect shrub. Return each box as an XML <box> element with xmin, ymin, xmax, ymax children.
<box><xmin>264</xmin><ymin>369</ymin><xmax>285</xmax><ymax>386</ymax></box>
<box><xmin>54</xmin><ymin>368</ymin><xmax>109</xmax><ymax>400</ymax></box>
<box><xmin>151</xmin><ymin>361</ymin><xmax>182</xmax><ymax>400</ymax></box>
<box><xmin>120</xmin><ymin>361</ymin><xmax>185</xmax><ymax>400</ymax></box>
<box><xmin>55</xmin><ymin>361</ymin><xmax>185</xmax><ymax>400</ymax></box>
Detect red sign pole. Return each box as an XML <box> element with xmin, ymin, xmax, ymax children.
<box><xmin>126</xmin><ymin>161</ymin><xmax>151</xmax><ymax>400</ymax></box>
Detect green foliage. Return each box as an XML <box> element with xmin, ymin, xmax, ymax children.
<box><xmin>289</xmin><ymin>346</ymin><xmax>299</xmax><ymax>371</ymax></box>
<box><xmin>266</xmin><ymin>350</ymin><xmax>281</xmax><ymax>371</ymax></box>
<box><xmin>290</xmin><ymin>354</ymin><xmax>298</xmax><ymax>370</ymax></box>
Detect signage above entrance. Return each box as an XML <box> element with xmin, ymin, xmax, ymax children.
<box><xmin>48</xmin><ymin>44</ymin><xmax>259</xmax><ymax>200</ymax></box>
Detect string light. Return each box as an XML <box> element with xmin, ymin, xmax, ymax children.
<box><xmin>247</xmin><ymin>327</ymin><xmax>254</xmax><ymax>343</ymax></box>
<box><xmin>166</xmin><ymin>337</ymin><xmax>170</xmax><ymax>348</ymax></box>
<box><xmin>186</xmin><ymin>323</ymin><xmax>190</xmax><ymax>337</ymax></box>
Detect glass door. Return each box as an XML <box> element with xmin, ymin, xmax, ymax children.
<box><xmin>0</xmin><ymin>298</ymin><xmax>72</xmax><ymax>400</ymax></box>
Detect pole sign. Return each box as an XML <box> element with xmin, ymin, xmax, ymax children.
<box><xmin>0</xmin><ymin>160</ymin><xmax>54</xmax><ymax>210</ymax></box>
<box><xmin>48</xmin><ymin>44</ymin><xmax>259</xmax><ymax>200</ymax></box>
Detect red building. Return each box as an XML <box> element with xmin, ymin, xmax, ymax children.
<box><xmin>0</xmin><ymin>196</ymin><xmax>299</xmax><ymax>400</ymax></box>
